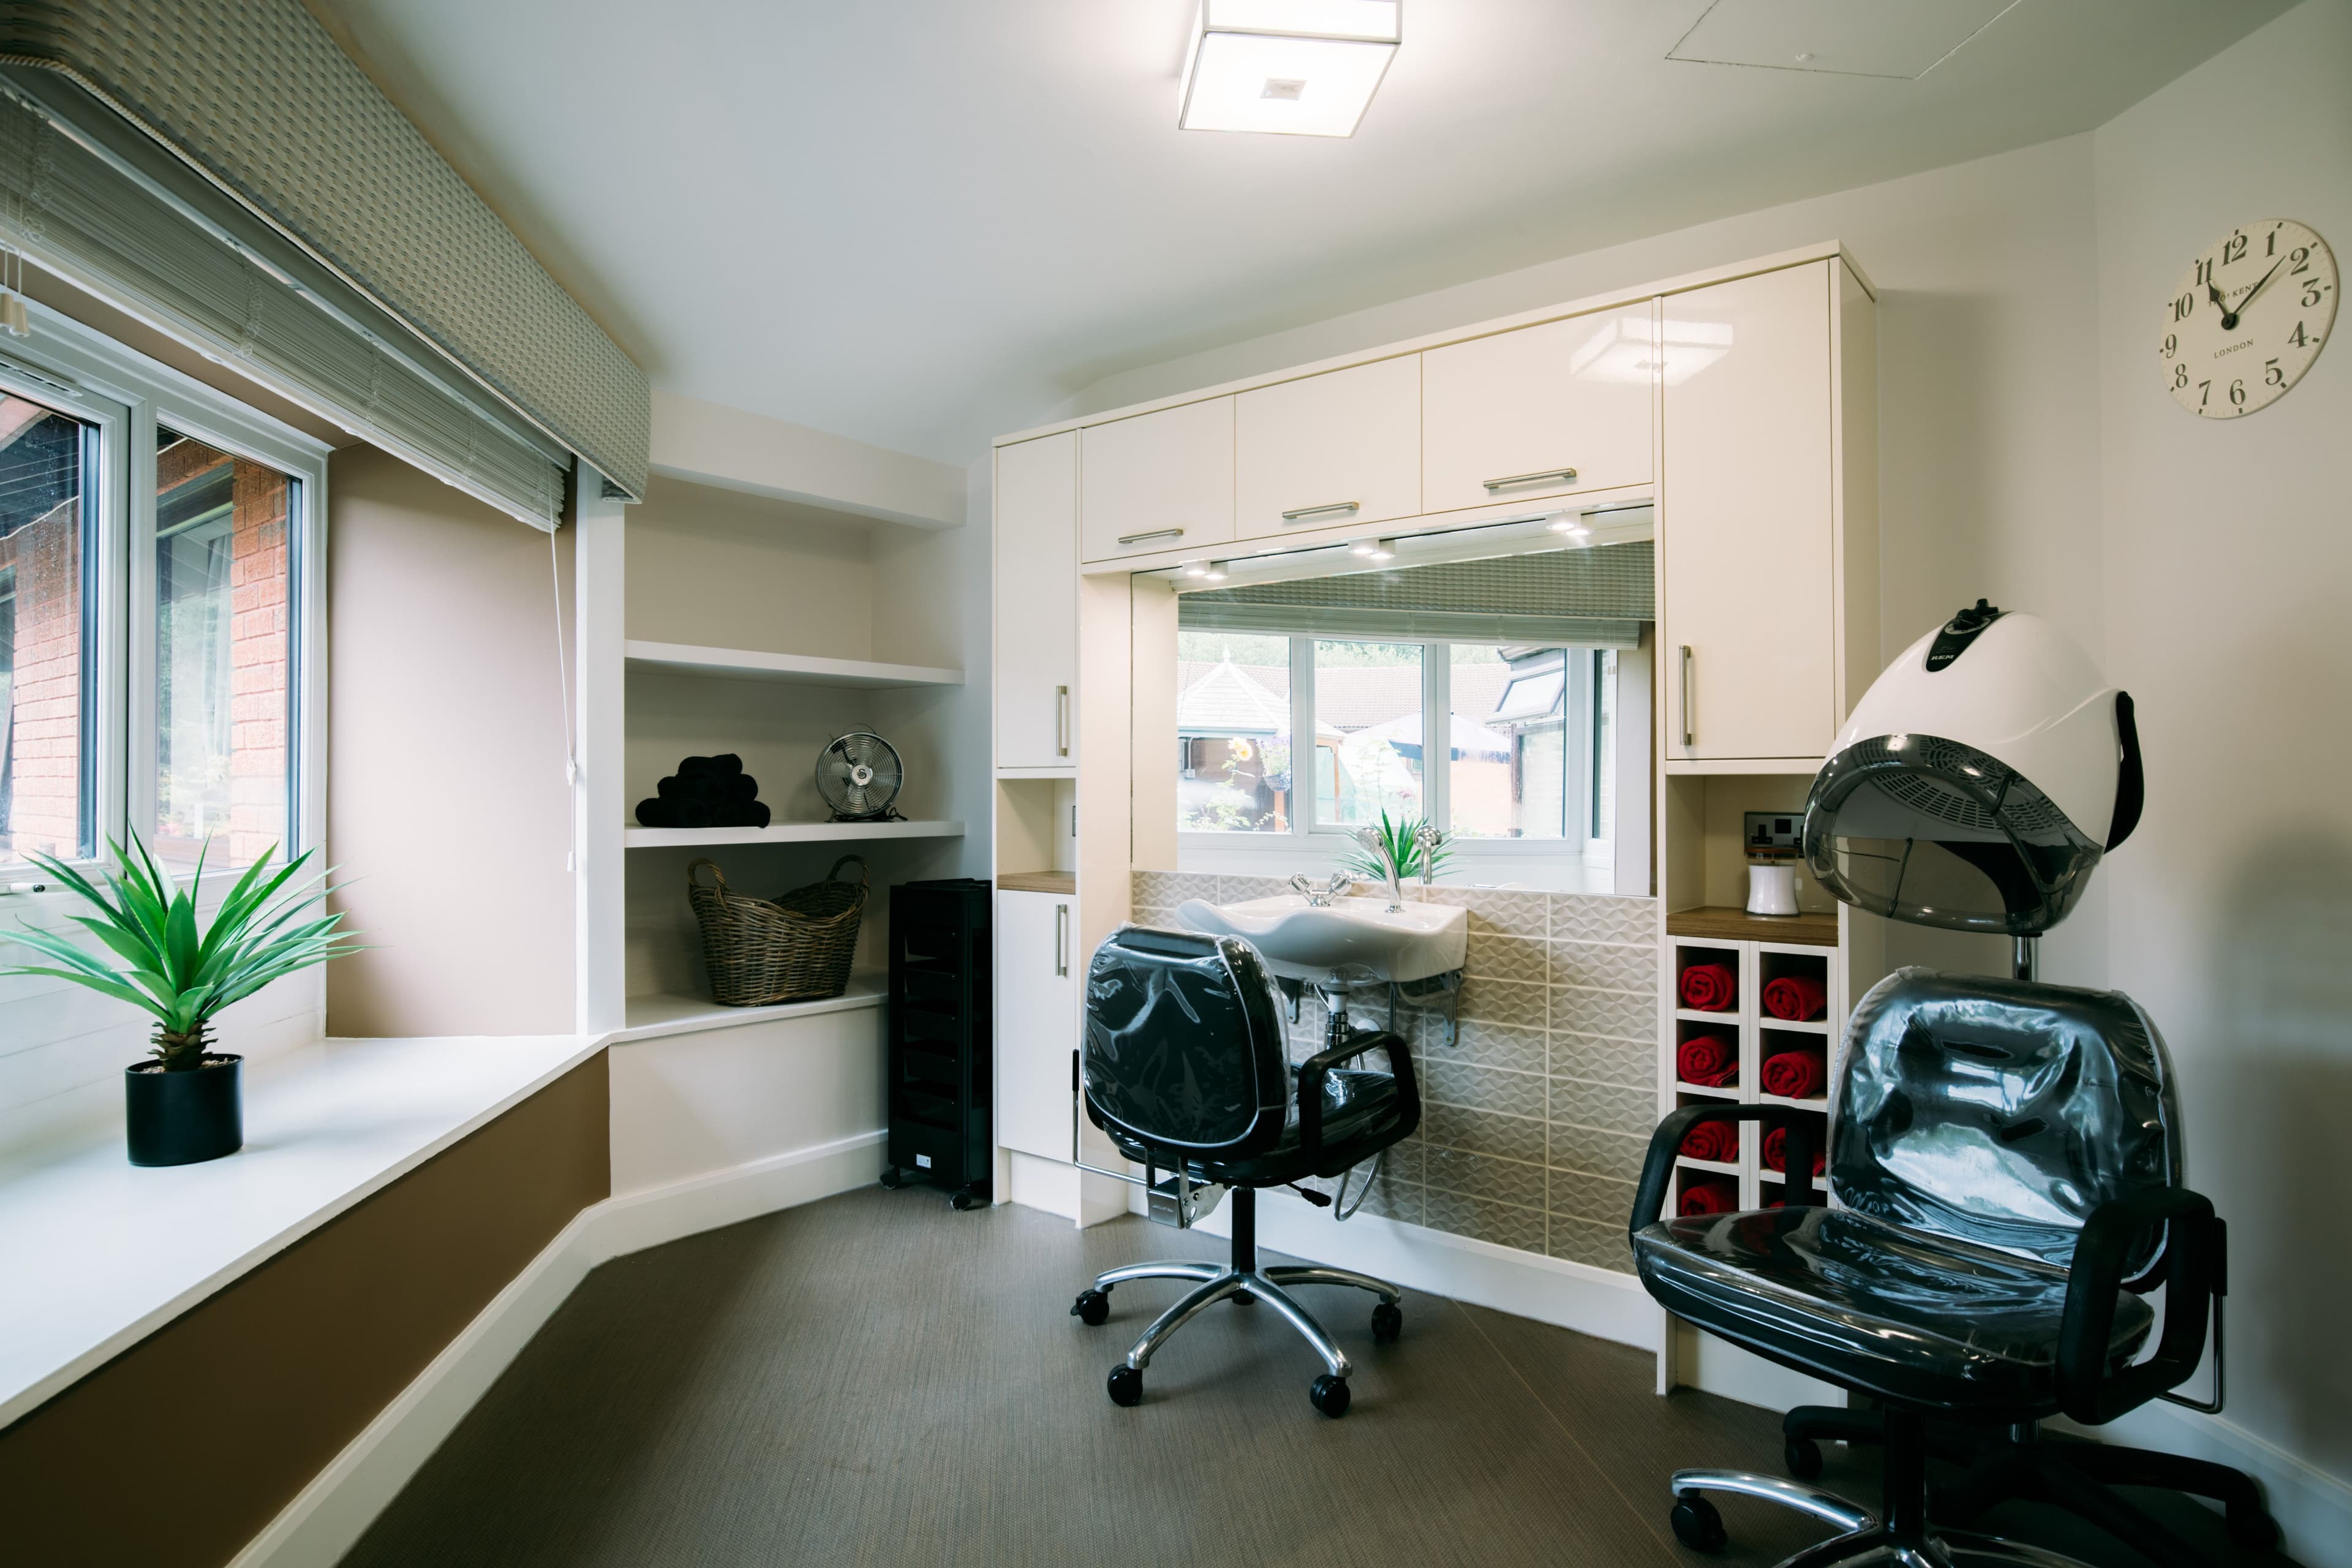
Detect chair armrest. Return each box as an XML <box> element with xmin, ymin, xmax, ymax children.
<box><xmin>2058</xmin><ymin>1186</ymin><xmax>2223</xmax><ymax>1425</ymax></box>
<box><xmin>1629</xmin><ymin>1104</ymin><xmax>1813</xmax><ymax>1240</ymax></box>
<box><xmin>1297</xmin><ymin>1029</ymin><xmax>1417</xmax><ymax>1162</ymax></box>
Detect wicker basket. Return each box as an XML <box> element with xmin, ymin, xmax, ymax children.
<box><xmin>687</xmin><ymin>856</ymin><xmax>869</xmax><ymax>1006</ymax></box>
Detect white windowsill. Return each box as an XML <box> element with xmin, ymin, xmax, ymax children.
<box><xmin>0</xmin><ymin>1032</ymin><xmax>600</xmax><ymax>1431</ymax></box>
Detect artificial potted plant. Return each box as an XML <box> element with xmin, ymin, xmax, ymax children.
<box><xmin>0</xmin><ymin>832</ymin><xmax>356</xmax><ymax>1167</ymax></box>
<box><xmin>1340</xmin><ymin>810</ymin><xmax>1453</xmax><ymax>892</ymax></box>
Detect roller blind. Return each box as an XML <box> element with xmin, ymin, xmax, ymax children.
<box><xmin>0</xmin><ymin>1</ymin><xmax>651</xmax><ymax>526</ymax></box>
<box><xmin>1178</xmin><ymin>540</ymin><xmax>1653</xmax><ymax>647</ymax></box>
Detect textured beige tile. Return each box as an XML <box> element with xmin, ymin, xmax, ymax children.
<box><xmin>1450</xmin><ymin>1018</ymin><xmax>1547</xmax><ymax>1075</ymax></box>
<box><xmin>1550</xmin><ymin>1029</ymin><xmax>1654</xmax><ymax>1088</ymax></box>
<box><xmin>1130</xmin><ymin>906</ymin><xmax>1178</xmax><ymax>932</ymax></box>
<box><xmin>1421</xmin><ymin>1102</ymin><xmax>1548</xmax><ymax>1165</ymax></box>
<box><xmin>1377</xmin><ymin>1136</ymin><xmax>1424</xmax><ymax>1186</ymax></box>
<box><xmin>1548</xmin><ymin>1166</ymin><xmax>1640</xmax><ymax>1228</ymax></box>
<box><xmin>1217</xmin><ymin>874</ymin><xmax>1288</xmax><ymax>902</ymax></box>
<box><xmin>1423</xmin><ymin>1059</ymin><xmax>1548</xmax><ymax>1120</ymax></box>
<box><xmin>1425</xmin><ymin>1146</ymin><xmax>1549</xmax><ymax>1208</ymax></box>
<box><xmin>1547</xmin><ymin>1213</ymin><xmax>1636</xmax><ymax>1275</ymax></box>
<box><xmin>1551</xmin><ymin>985</ymin><xmax>1656</xmax><ymax>1043</ymax></box>
<box><xmin>1551</xmin><ymin>894</ymin><xmax>1657</xmax><ymax>944</ymax></box>
<box><xmin>1460</xmin><ymin>976</ymin><xmax>1546</xmax><ymax>1028</ymax></box>
<box><xmin>1547</xmin><ymin>1077</ymin><xmax>1656</xmax><ymax>1136</ymax></box>
<box><xmin>1464</xmin><ymin>933</ymin><xmax>1551</xmax><ymax>985</ymax></box>
<box><xmin>1463</xmin><ymin>889</ymin><xmax>1550</xmax><ymax>939</ymax></box>
<box><xmin>1423</xmin><ymin>1188</ymin><xmax>1546</xmax><ymax>1254</ymax></box>
<box><xmin>1548</xmin><ymin>1120</ymin><xmax>1651</xmax><ymax>1183</ymax></box>
<box><xmin>1131</xmin><ymin>870</ymin><xmax>1187</xmax><ymax>910</ymax></box>
<box><xmin>1550</xmin><ymin>941</ymin><xmax>1657</xmax><ymax>994</ymax></box>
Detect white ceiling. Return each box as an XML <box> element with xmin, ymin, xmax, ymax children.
<box><xmin>309</xmin><ymin>0</ymin><xmax>2290</xmax><ymax>466</ymax></box>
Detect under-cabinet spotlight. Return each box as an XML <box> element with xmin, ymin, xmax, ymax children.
<box><xmin>1204</xmin><ymin>560</ymin><xmax>1229</xmax><ymax>581</ymax></box>
<box><xmin>1367</xmin><ymin>538</ymin><xmax>1398</xmax><ymax>562</ymax></box>
<box><xmin>1183</xmin><ymin>560</ymin><xmax>1212</xmax><ymax>577</ymax></box>
<box><xmin>1350</xmin><ymin>538</ymin><xmax>1380</xmax><ymax>557</ymax></box>
<box><xmin>1548</xmin><ymin>513</ymin><xmax>1591</xmax><ymax>538</ymax></box>
<box><xmin>1179</xmin><ymin>1</ymin><xmax>1402</xmax><ymax>138</ymax></box>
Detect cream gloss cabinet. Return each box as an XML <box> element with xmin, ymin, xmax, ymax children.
<box><xmin>1079</xmin><ymin>396</ymin><xmax>1235</xmax><ymax>564</ymax></box>
<box><xmin>993</xmin><ymin>889</ymin><xmax>1079</xmax><ymax>1163</ymax></box>
<box><xmin>1234</xmin><ymin>355</ymin><xmax>1422</xmax><ymax>542</ymax></box>
<box><xmin>1421</xmin><ymin>301</ymin><xmax>1656</xmax><ymax>514</ymax></box>
<box><xmin>994</xmin><ymin>431</ymin><xmax>1079</xmax><ymax>772</ymax></box>
<box><xmin>1661</xmin><ymin>258</ymin><xmax>1874</xmax><ymax>769</ymax></box>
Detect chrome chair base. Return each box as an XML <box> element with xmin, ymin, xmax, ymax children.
<box><xmin>1669</xmin><ymin>1469</ymin><xmax>2097</xmax><ymax>1568</ymax></box>
<box><xmin>1097</xmin><ymin>1259</ymin><xmax>1401</xmax><ymax>1379</ymax></box>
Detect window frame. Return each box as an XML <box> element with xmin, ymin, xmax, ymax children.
<box><xmin>1175</xmin><ymin>628</ymin><xmax>1622</xmax><ymax>887</ymax></box>
<box><xmin>0</xmin><ymin>298</ymin><xmax>329</xmax><ymax>888</ymax></box>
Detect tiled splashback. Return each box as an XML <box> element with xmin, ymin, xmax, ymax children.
<box><xmin>1130</xmin><ymin>872</ymin><xmax>1658</xmax><ymax>1276</ymax></box>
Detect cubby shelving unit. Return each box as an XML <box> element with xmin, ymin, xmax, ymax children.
<box><xmin>624</xmin><ymin>819</ymin><xmax>965</xmax><ymax>849</ymax></box>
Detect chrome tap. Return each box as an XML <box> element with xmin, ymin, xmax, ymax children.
<box><xmin>1415</xmin><ymin>821</ymin><xmax>1441</xmax><ymax>900</ymax></box>
<box><xmin>1355</xmin><ymin>827</ymin><xmax>1406</xmax><ymax>912</ymax></box>
<box><xmin>1289</xmin><ymin>871</ymin><xmax>1354</xmax><ymax>908</ymax></box>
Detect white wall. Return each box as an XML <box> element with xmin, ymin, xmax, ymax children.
<box><xmin>2090</xmin><ymin>0</ymin><xmax>2352</xmax><ymax>1522</ymax></box>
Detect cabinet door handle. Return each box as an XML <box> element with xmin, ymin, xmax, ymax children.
<box><xmin>1117</xmin><ymin>527</ymin><xmax>1183</xmax><ymax>545</ymax></box>
<box><xmin>1280</xmin><ymin>500</ymin><xmax>1359</xmax><ymax>522</ymax></box>
<box><xmin>1679</xmin><ymin>645</ymin><xmax>1695</xmax><ymax>748</ymax></box>
<box><xmin>1055</xmin><ymin>685</ymin><xmax>1070</xmax><ymax>757</ymax></box>
<box><xmin>1483</xmin><ymin>466</ymin><xmax>1578</xmax><ymax>491</ymax></box>
<box><xmin>1055</xmin><ymin>902</ymin><xmax>1069</xmax><ymax>976</ymax></box>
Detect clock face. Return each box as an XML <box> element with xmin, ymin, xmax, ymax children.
<box><xmin>2163</xmin><ymin>220</ymin><xmax>2336</xmax><ymax>418</ymax></box>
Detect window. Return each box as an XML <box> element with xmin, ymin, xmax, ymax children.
<box><xmin>0</xmin><ymin>307</ymin><xmax>322</xmax><ymax>877</ymax></box>
<box><xmin>0</xmin><ymin>391</ymin><xmax>96</xmax><ymax>864</ymax></box>
<box><xmin>1177</xmin><ymin>630</ymin><xmax>1621</xmax><ymax>879</ymax></box>
<box><xmin>153</xmin><ymin>428</ymin><xmax>294</xmax><ymax>869</ymax></box>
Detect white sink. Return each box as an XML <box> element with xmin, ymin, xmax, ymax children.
<box><xmin>1174</xmin><ymin>894</ymin><xmax>1468</xmax><ymax>984</ymax></box>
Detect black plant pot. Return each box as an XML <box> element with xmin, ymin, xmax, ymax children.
<box><xmin>124</xmin><ymin>1053</ymin><xmax>244</xmax><ymax>1166</ymax></box>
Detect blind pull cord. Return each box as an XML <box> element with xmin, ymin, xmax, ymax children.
<box><xmin>549</xmin><ymin>524</ymin><xmax>579</xmax><ymax>873</ymax></box>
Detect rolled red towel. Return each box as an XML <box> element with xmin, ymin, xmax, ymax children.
<box><xmin>1678</xmin><ymin>1177</ymin><xmax>1737</xmax><ymax>1218</ymax></box>
<box><xmin>1678</xmin><ymin>1119</ymin><xmax>1736</xmax><ymax>1163</ymax></box>
<box><xmin>1762</xmin><ymin>1049</ymin><xmax>1827</xmax><ymax>1099</ymax></box>
<box><xmin>1760</xmin><ymin>1125</ymin><xmax>1826</xmax><ymax>1176</ymax></box>
<box><xmin>1679</xmin><ymin>962</ymin><xmax>1737</xmax><ymax>1012</ymax></box>
<box><xmin>1762</xmin><ymin>973</ymin><xmax>1828</xmax><ymax>1022</ymax></box>
<box><xmin>1676</xmin><ymin>1034</ymin><xmax>1737</xmax><ymax>1087</ymax></box>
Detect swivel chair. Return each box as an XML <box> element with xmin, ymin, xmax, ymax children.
<box><xmin>1068</xmin><ymin>924</ymin><xmax>1419</xmax><ymax>1419</ymax></box>
<box><xmin>1629</xmin><ymin>968</ymin><xmax>2234</xmax><ymax>1567</ymax></box>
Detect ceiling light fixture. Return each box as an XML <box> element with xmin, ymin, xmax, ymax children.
<box><xmin>1178</xmin><ymin>1</ymin><xmax>1402</xmax><ymax>138</ymax></box>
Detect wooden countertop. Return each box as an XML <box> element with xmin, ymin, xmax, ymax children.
<box><xmin>1666</xmin><ymin>905</ymin><xmax>1839</xmax><ymax>947</ymax></box>
<box><xmin>996</xmin><ymin>870</ymin><xmax>1076</xmax><ymax>895</ymax></box>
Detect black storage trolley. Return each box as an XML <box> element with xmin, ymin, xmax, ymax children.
<box><xmin>879</xmin><ymin>878</ymin><xmax>993</xmax><ymax>1210</ymax></box>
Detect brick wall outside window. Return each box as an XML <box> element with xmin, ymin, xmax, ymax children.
<box><xmin>0</xmin><ymin>496</ymin><xmax>85</xmax><ymax>862</ymax></box>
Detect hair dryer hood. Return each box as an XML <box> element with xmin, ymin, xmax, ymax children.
<box><xmin>1802</xmin><ymin>603</ymin><xmax>2143</xmax><ymax>936</ymax></box>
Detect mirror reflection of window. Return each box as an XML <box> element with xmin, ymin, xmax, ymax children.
<box><xmin>1314</xmin><ymin>640</ymin><xmax>1425</xmax><ymax>827</ymax></box>
<box><xmin>1176</xmin><ymin>630</ymin><xmax>1292</xmax><ymax>833</ymax></box>
<box><xmin>0</xmin><ymin>391</ymin><xmax>92</xmax><ymax>865</ymax></box>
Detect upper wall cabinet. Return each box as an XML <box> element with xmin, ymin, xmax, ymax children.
<box><xmin>1235</xmin><ymin>355</ymin><xmax>1421</xmax><ymax>541</ymax></box>
<box><xmin>995</xmin><ymin>431</ymin><xmax>1079</xmax><ymax>772</ymax></box>
<box><xmin>1080</xmin><ymin>396</ymin><xmax>1234</xmax><ymax>563</ymax></box>
<box><xmin>1662</xmin><ymin>260</ymin><xmax>1845</xmax><ymax>766</ymax></box>
<box><xmin>1422</xmin><ymin>302</ymin><xmax>1655</xmax><ymax>513</ymax></box>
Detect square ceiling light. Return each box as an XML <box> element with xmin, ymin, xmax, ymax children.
<box><xmin>1179</xmin><ymin>1</ymin><xmax>1402</xmax><ymax>137</ymax></box>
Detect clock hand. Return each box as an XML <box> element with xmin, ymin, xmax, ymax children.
<box><xmin>2220</xmin><ymin>258</ymin><xmax>2285</xmax><ymax>330</ymax></box>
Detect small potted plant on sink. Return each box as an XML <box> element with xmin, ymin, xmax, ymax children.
<box><xmin>1341</xmin><ymin>811</ymin><xmax>1453</xmax><ymax>902</ymax></box>
<box><xmin>0</xmin><ymin>832</ymin><xmax>358</xmax><ymax>1167</ymax></box>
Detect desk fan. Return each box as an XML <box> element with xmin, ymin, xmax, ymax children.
<box><xmin>816</xmin><ymin>731</ymin><xmax>905</xmax><ymax>823</ymax></box>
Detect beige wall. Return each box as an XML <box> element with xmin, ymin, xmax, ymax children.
<box><xmin>326</xmin><ymin>445</ymin><xmax>576</xmax><ymax>1036</ymax></box>
<box><xmin>2092</xmin><ymin>0</ymin><xmax>2352</xmax><ymax>1494</ymax></box>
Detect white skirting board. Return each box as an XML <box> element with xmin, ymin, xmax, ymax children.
<box><xmin>228</xmin><ymin>1128</ymin><xmax>886</xmax><ymax>1568</ymax></box>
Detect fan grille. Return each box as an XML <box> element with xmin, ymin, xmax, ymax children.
<box><xmin>818</xmin><ymin>732</ymin><xmax>904</xmax><ymax>819</ymax></box>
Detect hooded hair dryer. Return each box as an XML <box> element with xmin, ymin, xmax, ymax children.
<box><xmin>1801</xmin><ymin>600</ymin><xmax>2143</xmax><ymax>938</ymax></box>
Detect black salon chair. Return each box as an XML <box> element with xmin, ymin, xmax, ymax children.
<box><xmin>1629</xmin><ymin>968</ymin><xmax>2256</xmax><ymax>1567</ymax></box>
<box><xmin>1068</xmin><ymin>924</ymin><xmax>1419</xmax><ymax>1419</ymax></box>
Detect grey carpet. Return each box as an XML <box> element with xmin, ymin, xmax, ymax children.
<box><xmin>344</xmin><ymin>1186</ymin><xmax>2288</xmax><ymax>1567</ymax></box>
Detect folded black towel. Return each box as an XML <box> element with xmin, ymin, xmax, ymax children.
<box><xmin>644</xmin><ymin>755</ymin><xmax>762</xmax><ymax>828</ymax></box>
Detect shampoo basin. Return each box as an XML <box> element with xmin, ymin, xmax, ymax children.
<box><xmin>1174</xmin><ymin>894</ymin><xmax>1468</xmax><ymax>984</ymax></box>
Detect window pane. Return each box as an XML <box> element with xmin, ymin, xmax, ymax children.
<box><xmin>154</xmin><ymin>428</ymin><xmax>292</xmax><ymax>870</ymax></box>
<box><xmin>1453</xmin><ymin>646</ymin><xmax>1570</xmax><ymax>839</ymax></box>
<box><xmin>1591</xmin><ymin>649</ymin><xmax>1616</xmax><ymax>843</ymax></box>
<box><xmin>1314</xmin><ymin>639</ymin><xmax>1424</xmax><ymax>827</ymax></box>
<box><xmin>0</xmin><ymin>393</ymin><xmax>92</xmax><ymax>865</ymax></box>
<box><xmin>1177</xmin><ymin>630</ymin><xmax>1291</xmax><ymax>832</ymax></box>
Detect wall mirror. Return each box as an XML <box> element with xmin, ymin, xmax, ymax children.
<box><xmin>1129</xmin><ymin>505</ymin><xmax>1654</xmax><ymax>894</ymax></box>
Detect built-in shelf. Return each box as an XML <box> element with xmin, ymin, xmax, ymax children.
<box><xmin>1675</xmin><ymin>1155</ymin><xmax>1739</xmax><ymax>1176</ymax></box>
<box><xmin>1665</xmin><ymin>905</ymin><xmax>1839</xmax><ymax>947</ymax></box>
<box><xmin>614</xmin><ymin>978</ymin><xmax>888</xmax><ymax>1043</ymax></box>
<box><xmin>1758</xmin><ymin>1016</ymin><xmax>1833</xmax><ymax>1034</ymax></box>
<box><xmin>624</xmin><ymin>819</ymin><xmax>965</xmax><ymax>848</ymax></box>
<box><xmin>1757</xmin><ymin>1092</ymin><xmax>1831</xmax><ymax>1111</ymax></box>
<box><xmin>1674</xmin><ymin>1082</ymin><xmax>1741</xmax><ymax>1100</ymax></box>
<box><xmin>997</xmin><ymin>870</ymin><xmax>1075</xmax><ymax>895</ymax></box>
<box><xmin>625</xmin><ymin>640</ymin><xmax>963</xmax><ymax>690</ymax></box>
<box><xmin>1675</xmin><ymin>1007</ymin><xmax>1739</xmax><ymax>1024</ymax></box>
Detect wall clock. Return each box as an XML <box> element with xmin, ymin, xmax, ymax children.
<box><xmin>2163</xmin><ymin>220</ymin><xmax>2335</xmax><ymax>417</ymax></box>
